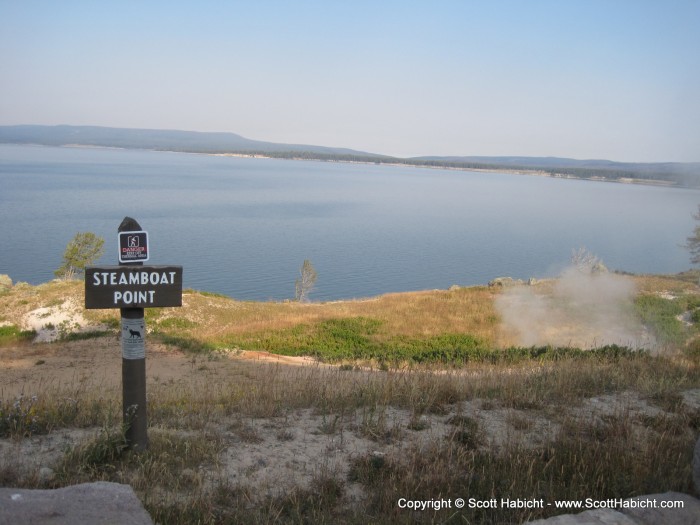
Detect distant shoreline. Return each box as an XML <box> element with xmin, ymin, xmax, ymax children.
<box><xmin>209</xmin><ymin>151</ymin><xmax>679</xmax><ymax>188</ymax></box>
<box><xmin>0</xmin><ymin>141</ymin><xmax>687</xmax><ymax>190</ymax></box>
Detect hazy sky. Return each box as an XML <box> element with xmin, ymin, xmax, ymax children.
<box><xmin>1</xmin><ymin>1</ymin><xmax>698</xmax><ymax>161</ymax></box>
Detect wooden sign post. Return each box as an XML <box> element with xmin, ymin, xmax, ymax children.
<box><xmin>85</xmin><ymin>217</ymin><xmax>183</xmax><ymax>451</ymax></box>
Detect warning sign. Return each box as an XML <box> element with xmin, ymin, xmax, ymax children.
<box><xmin>121</xmin><ymin>318</ymin><xmax>146</xmax><ymax>360</ymax></box>
<box><xmin>119</xmin><ymin>231</ymin><xmax>149</xmax><ymax>263</ymax></box>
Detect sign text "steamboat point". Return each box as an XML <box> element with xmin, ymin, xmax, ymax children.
<box><xmin>84</xmin><ymin>265</ymin><xmax>183</xmax><ymax>309</ymax></box>
<box><xmin>92</xmin><ymin>270</ymin><xmax>178</xmax><ymax>287</ymax></box>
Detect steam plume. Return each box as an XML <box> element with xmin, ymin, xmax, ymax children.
<box><xmin>495</xmin><ymin>249</ymin><xmax>653</xmax><ymax>349</ymax></box>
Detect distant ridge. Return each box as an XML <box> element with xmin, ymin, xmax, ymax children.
<box><xmin>411</xmin><ymin>155</ymin><xmax>700</xmax><ymax>182</ymax></box>
<box><xmin>1</xmin><ymin>124</ymin><xmax>699</xmax><ymax>187</ymax></box>
<box><xmin>0</xmin><ymin>124</ymin><xmax>386</xmax><ymax>158</ymax></box>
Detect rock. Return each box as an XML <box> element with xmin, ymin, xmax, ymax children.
<box><xmin>527</xmin><ymin>492</ymin><xmax>700</xmax><ymax>525</ymax></box>
<box><xmin>0</xmin><ymin>482</ymin><xmax>153</xmax><ymax>525</ymax></box>
<box><xmin>624</xmin><ymin>492</ymin><xmax>700</xmax><ymax>524</ymax></box>
<box><xmin>527</xmin><ymin>508</ymin><xmax>637</xmax><ymax>524</ymax></box>
<box><xmin>488</xmin><ymin>277</ymin><xmax>524</xmax><ymax>288</ymax></box>
<box><xmin>0</xmin><ymin>274</ymin><xmax>12</xmax><ymax>290</ymax></box>
<box><xmin>37</xmin><ymin>467</ymin><xmax>55</xmax><ymax>483</ymax></box>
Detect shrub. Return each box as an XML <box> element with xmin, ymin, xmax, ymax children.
<box><xmin>0</xmin><ymin>325</ymin><xmax>36</xmax><ymax>345</ymax></box>
<box><xmin>0</xmin><ymin>395</ymin><xmax>49</xmax><ymax>438</ymax></box>
<box><xmin>634</xmin><ymin>295</ymin><xmax>686</xmax><ymax>345</ymax></box>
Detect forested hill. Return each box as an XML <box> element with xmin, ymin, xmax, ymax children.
<box><xmin>1</xmin><ymin>124</ymin><xmax>698</xmax><ymax>187</ymax></box>
<box><xmin>0</xmin><ymin>124</ymin><xmax>385</xmax><ymax>158</ymax></box>
<box><xmin>409</xmin><ymin>155</ymin><xmax>700</xmax><ymax>188</ymax></box>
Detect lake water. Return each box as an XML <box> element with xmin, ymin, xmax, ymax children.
<box><xmin>1</xmin><ymin>144</ymin><xmax>698</xmax><ymax>301</ymax></box>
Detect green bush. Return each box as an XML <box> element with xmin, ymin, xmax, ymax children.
<box><xmin>386</xmin><ymin>333</ymin><xmax>485</xmax><ymax>363</ymax></box>
<box><xmin>220</xmin><ymin>316</ymin><xmax>639</xmax><ymax>365</ymax></box>
<box><xmin>224</xmin><ymin>317</ymin><xmax>487</xmax><ymax>363</ymax></box>
<box><xmin>634</xmin><ymin>295</ymin><xmax>686</xmax><ymax>345</ymax></box>
<box><xmin>0</xmin><ymin>325</ymin><xmax>36</xmax><ymax>345</ymax></box>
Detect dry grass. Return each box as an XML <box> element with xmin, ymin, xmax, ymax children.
<box><xmin>1</xmin><ymin>274</ymin><xmax>700</xmax><ymax>523</ymax></box>
<box><xmin>2</xmin><ymin>272</ymin><xmax>693</xmax><ymax>352</ymax></box>
<box><xmin>1</xmin><ymin>352</ymin><xmax>698</xmax><ymax>523</ymax></box>
<box><xmin>167</xmin><ymin>286</ymin><xmax>500</xmax><ymax>349</ymax></box>
<box><xmin>635</xmin><ymin>271</ymin><xmax>700</xmax><ymax>295</ymax></box>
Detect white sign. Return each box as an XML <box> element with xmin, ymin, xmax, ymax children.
<box><xmin>121</xmin><ymin>318</ymin><xmax>146</xmax><ymax>360</ymax></box>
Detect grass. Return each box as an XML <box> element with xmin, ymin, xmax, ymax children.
<box><xmin>1</xmin><ymin>348</ymin><xmax>698</xmax><ymax>523</ymax></box>
<box><xmin>145</xmin><ymin>280</ymin><xmax>700</xmax><ymax>367</ymax></box>
<box><xmin>634</xmin><ymin>294</ymin><xmax>688</xmax><ymax>346</ymax></box>
<box><xmin>346</xmin><ymin>416</ymin><xmax>695</xmax><ymax>524</ymax></box>
<box><xmin>140</xmin><ymin>285</ymin><xmax>502</xmax><ymax>358</ymax></box>
<box><xmin>0</xmin><ymin>392</ymin><xmax>120</xmax><ymax>439</ymax></box>
<box><xmin>0</xmin><ymin>325</ymin><xmax>36</xmax><ymax>346</ymax></box>
<box><xmin>52</xmin><ymin>423</ymin><xmax>225</xmax><ymax>514</ymax></box>
<box><xmin>1</xmin><ymin>274</ymin><xmax>700</xmax><ymax>523</ymax></box>
<box><xmin>60</xmin><ymin>330</ymin><xmax>113</xmax><ymax>341</ymax></box>
<box><xmin>220</xmin><ymin>317</ymin><xmax>491</xmax><ymax>364</ymax></box>
<box><xmin>2</xmin><ymin>275</ymin><xmax>695</xmax><ymax>361</ymax></box>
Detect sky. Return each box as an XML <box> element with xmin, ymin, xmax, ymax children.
<box><xmin>1</xmin><ymin>1</ymin><xmax>699</xmax><ymax>162</ymax></box>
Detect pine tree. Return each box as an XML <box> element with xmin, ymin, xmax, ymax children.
<box><xmin>295</xmin><ymin>259</ymin><xmax>317</xmax><ymax>302</ymax></box>
<box><xmin>55</xmin><ymin>232</ymin><xmax>105</xmax><ymax>280</ymax></box>
<box><xmin>686</xmin><ymin>205</ymin><xmax>700</xmax><ymax>265</ymax></box>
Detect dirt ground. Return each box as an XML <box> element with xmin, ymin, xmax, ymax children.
<box><xmin>1</xmin><ymin>336</ymin><xmax>699</xmax><ymax>525</ymax></box>
<box><xmin>0</xmin><ymin>338</ymin><xmax>318</xmax><ymax>399</ymax></box>
<box><xmin>2</xmin><ymin>278</ymin><xmax>699</xmax><ymax>522</ymax></box>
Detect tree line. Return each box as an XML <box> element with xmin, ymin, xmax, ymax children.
<box><xmin>195</xmin><ymin>149</ymin><xmax>698</xmax><ymax>187</ymax></box>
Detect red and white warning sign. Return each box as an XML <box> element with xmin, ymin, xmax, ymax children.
<box><xmin>118</xmin><ymin>231</ymin><xmax>149</xmax><ymax>263</ymax></box>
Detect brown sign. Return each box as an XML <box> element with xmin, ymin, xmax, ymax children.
<box><xmin>85</xmin><ymin>265</ymin><xmax>183</xmax><ymax>309</ymax></box>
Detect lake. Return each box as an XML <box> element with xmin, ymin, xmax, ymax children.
<box><xmin>1</xmin><ymin>144</ymin><xmax>698</xmax><ymax>301</ymax></box>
